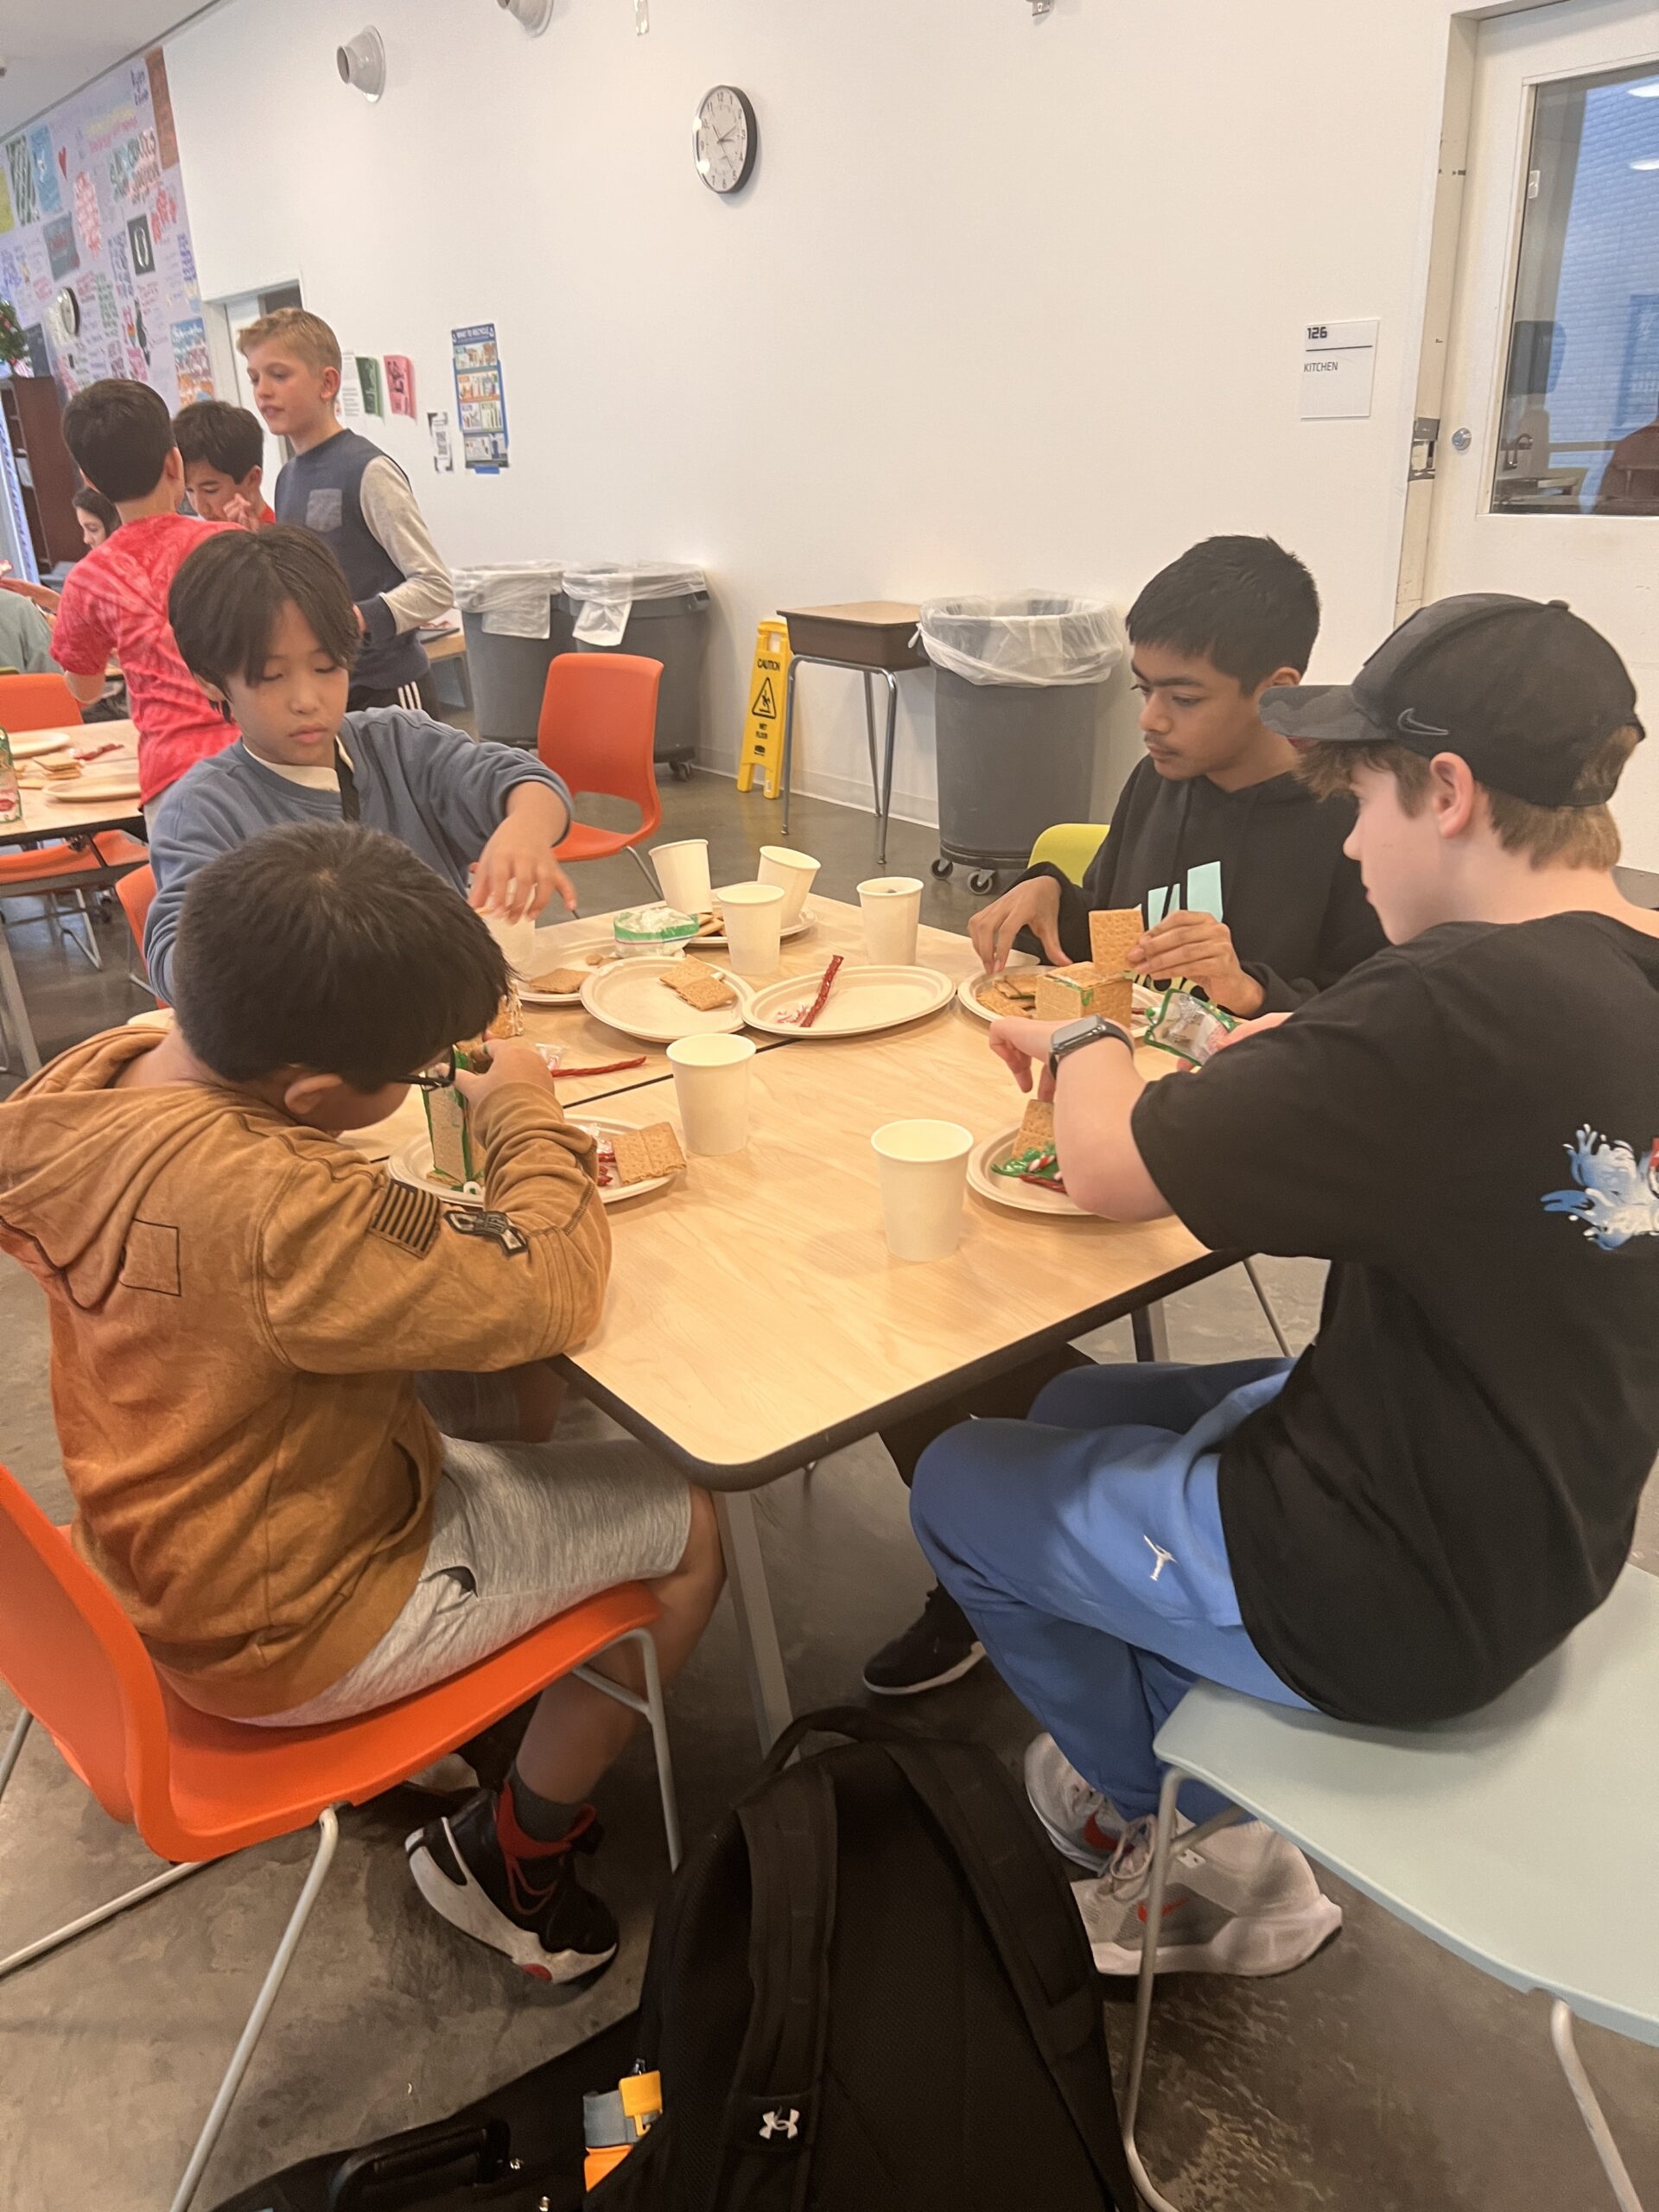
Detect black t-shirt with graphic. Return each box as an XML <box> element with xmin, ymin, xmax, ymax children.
<box><xmin>1131</xmin><ymin>912</ymin><xmax>1659</xmax><ymax>1726</ymax></box>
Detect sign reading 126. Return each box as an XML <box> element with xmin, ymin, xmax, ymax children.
<box><xmin>695</xmin><ymin>85</ymin><xmax>759</xmax><ymax>195</ymax></box>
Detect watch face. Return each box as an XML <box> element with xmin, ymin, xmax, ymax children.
<box><xmin>695</xmin><ymin>85</ymin><xmax>757</xmax><ymax>194</ymax></box>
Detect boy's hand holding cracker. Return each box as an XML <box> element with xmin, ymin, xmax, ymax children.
<box><xmin>1133</xmin><ymin>912</ymin><xmax>1264</xmax><ymax>1018</ymax></box>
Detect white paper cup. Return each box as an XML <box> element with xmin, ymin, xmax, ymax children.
<box><xmin>757</xmin><ymin>845</ymin><xmax>820</xmax><ymax>927</ymax></box>
<box><xmin>667</xmin><ymin>1033</ymin><xmax>756</xmax><ymax>1154</ymax></box>
<box><xmin>482</xmin><ymin>910</ymin><xmax>538</xmax><ymax>978</ymax></box>
<box><xmin>858</xmin><ymin>876</ymin><xmax>924</xmax><ymax>965</ymax></box>
<box><xmin>719</xmin><ymin>881</ymin><xmax>785</xmax><ymax>978</ymax></box>
<box><xmin>871</xmin><ymin>1119</ymin><xmax>973</xmax><ymax>1262</ymax></box>
<box><xmin>652</xmin><ymin>839</ymin><xmax>713</xmax><ymax>916</ymax></box>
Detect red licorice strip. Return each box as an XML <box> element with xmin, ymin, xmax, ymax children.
<box><xmin>796</xmin><ymin>953</ymin><xmax>844</xmax><ymax>1030</ymax></box>
<box><xmin>556</xmin><ymin>1057</ymin><xmax>648</xmax><ymax>1077</ymax></box>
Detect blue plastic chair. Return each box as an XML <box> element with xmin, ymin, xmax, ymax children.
<box><xmin>1124</xmin><ymin>1564</ymin><xmax>1659</xmax><ymax>2210</ymax></box>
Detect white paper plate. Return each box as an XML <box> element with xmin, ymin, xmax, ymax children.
<box><xmin>743</xmin><ymin>963</ymin><xmax>954</xmax><ymax>1040</ymax></box>
<box><xmin>391</xmin><ymin>1117</ymin><xmax>672</xmax><ymax>1208</ymax></box>
<box><xmin>8</xmin><ymin>732</ymin><xmax>75</xmax><ymax>760</ymax></box>
<box><xmin>580</xmin><ymin>953</ymin><xmax>747</xmax><ymax>1044</ymax></box>
<box><xmin>690</xmin><ymin>897</ymin><xmax>817</xmax><ymax>949</ymax></box>
<box><xmin>957</xmin><ymin>955</ymin><xmax>1042</xmax><ymax>1025</ymax></box>
<box><xmin>518</xmin><ymin>938</ymin><xmax>620</xmax><ymax>1006</ymax></box>
<box><xmin>967</xmin><ymin>1127</ymin><xmax>1089</xmax><ymax>1218</ymax></box>
<box><xmin>45</xmin><ymin>775</ymin><xmax>141</xmax><ymax>804</ymax></box>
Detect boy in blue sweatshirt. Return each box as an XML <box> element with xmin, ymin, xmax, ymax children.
<box><xmin>146</xmin><ymin>527</ymin><xmax>574</xmax><ymax>1005</ymax></box>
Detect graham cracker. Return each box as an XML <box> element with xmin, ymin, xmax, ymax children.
<box><xmin>527</xmin><ymin>967</ymin><xmax>588</xmax><ymax>995</ymax></box>
<box><xmin>486</xmin><ymin>989</ymin><xmax>525</xmax><ymax>1039</ymax></box>
<box><xmin>662</xmin><ymin>957</ymin><xmax>738</xmax><ymax>1012</ymax></box>
<box><xmin>1033</xmin><ymin>963</ymin><xmax>1099</xmax><ymax>1020</ymax></box>
<box><xmin>613</xmin><ymin>1122</ymin><xmax>686</xmax><ymax>1185</ymax></box>
<box><xmin>1018</xmin><ymin>1097</ymin><xmax>1056</xmax><ymax>1153</ymax></box>
<box><xmin>976</xmin><ymin>973</ymin><xmax>1038</xmax><ymax>1017</ymax></box>
<box><xmin>1089</xmin><ymin>907</ymin><xmax>1142</xmax><ymax>978</ymax></box>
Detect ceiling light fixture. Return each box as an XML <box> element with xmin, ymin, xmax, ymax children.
<box><xmin>499</xmin><ymin>0</ymin><xmax>554</xmax><ymax>30</ymax></box>
<box><xmin>1631</xmin><ymin>157</ymin><xmax>1659</xmax><ymax>171</ymax></box>
<box><xmin>1626</xmin><ymin>83</ymin><xmax>1659</xmax><ymax>98</ymax></box>
<box><xmin>337</xmin><ymin>27</ymin><xmax>386</xmax><ymax>100</ymax></box>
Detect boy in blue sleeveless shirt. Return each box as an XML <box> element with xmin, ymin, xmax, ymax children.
<box><xmin>240</xmin><ymin>308</ymin><xmax>452</xmax><ymax>712</ymax></box>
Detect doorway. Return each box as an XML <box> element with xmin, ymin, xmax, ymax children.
<box><xmin>201</xmin><ymin>281</ymin><xmax>304</xmax><ymax>490</ymax></box>
<box><xmin>1412</xmin><ymin>0</ymin><xmax>1659</xmax><ymax>866</ymax></box>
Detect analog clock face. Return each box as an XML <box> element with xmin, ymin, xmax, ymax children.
<box><xmin>695</xmin><ymin>85</ymin><xmax>757</xmax><ymax>195</ymax></box>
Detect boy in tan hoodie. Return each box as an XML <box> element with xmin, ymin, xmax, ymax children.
<box><xmin>0</xmin><ymin>819</ymin><xmax>722</xmax><ymax>1982</ymax></box>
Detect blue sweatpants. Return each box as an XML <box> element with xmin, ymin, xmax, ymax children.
<box><xmin>910</xmin><ymin>1358</ymin><xmax>1308</xmax><ymax>1824</ymax></box>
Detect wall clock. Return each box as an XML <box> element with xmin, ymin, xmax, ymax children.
<box><xmin>694</xmin><ymin>85</ymin><xmax>758</xmax><ymax>195</ymax></box>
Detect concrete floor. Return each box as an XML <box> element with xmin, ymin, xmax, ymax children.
<box><xmin>1</xmin><ymin>775</ymin><xmax>1656</xmax><ymax>2212</ymax></box>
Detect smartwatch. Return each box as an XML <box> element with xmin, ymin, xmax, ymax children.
<box><xmin>1047</xmin><ymin>1014</ymin><xmax>1134</xmax><ymax>1084</ymax></box>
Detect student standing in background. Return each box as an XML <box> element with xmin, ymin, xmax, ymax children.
<box><xmin>174</xmin><ymin>399</ymin><xmax>276</xmax><ymax>528</ymax></box>
<box><xmin>51</xmin><ymin>380</ymin><xmax>234</xmax><ymax>806</ymax></box>
<box><xmin>238</xmin><ymin>308</ymin><xmax>453</xmax><ymax>714</ymax></box>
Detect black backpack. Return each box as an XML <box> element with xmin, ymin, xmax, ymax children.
<box><xmin>215</xmin><ymin>1710</ymin><xmax>1140</xmax><ymax>2212</ymax></box>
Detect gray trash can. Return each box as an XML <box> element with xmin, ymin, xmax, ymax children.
<box><xmin>452</xmin><ymin>564</ymin><xmax>573</xmax><ymax>749</ymax></box>
<box><xmin>918</xmin><ymin>594</ymin><xmax>1123</xmax><ymax>891</ymax></box>
<box><xmin>563</xmin><ymin>563</ymin><xmax>709</xmax><ymax>779</ymax></box>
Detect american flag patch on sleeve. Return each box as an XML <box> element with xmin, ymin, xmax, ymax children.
<box><xmin>368</xmin><ymin>1178</ymin><xmax>443</xmax><ymax>1257</ymax></box>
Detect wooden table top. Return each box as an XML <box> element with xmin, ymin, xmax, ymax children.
<box><xmin>3</xmin><ymin>722</ymin><xmax>143</xmax><ymax>841</ymax></box>
<box><xmin>350</xmin><ymin>894</ymin><xmax>990</xmax><ymax>1160</ymax></box>
<box><xmin>423</xmin><ymin>630</ymin><xmax>467</xmax><ymax>664</ymax></box>
<box><xmin>779</xmin><ymin>601</ymin><xmax>922</xmax><ymax>626</ymax></box>
<box><xmin>556</xmin><ymin>996</ymin><xmax>1217</xmax><ymax>1487</ymax></box>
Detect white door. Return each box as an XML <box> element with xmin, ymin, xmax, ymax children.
<box><xmin>1423</xmin><ymin>0</ymin><xmax>1659</xmax><ymax>868</ymax></box>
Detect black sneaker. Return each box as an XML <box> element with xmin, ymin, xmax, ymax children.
<box><xmin>861</xmin><ymin>1584</ymin><xmax>985</xmax><ymax>1696</ymax></box>
<box><xmin>405</xmin><ymin>1789</ymin><xmax>620</xmax><ymax>1982</ymax></box>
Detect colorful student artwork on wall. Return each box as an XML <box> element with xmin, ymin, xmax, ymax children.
<box><xmin>384</xmin><ymin>353</ymin><xmax>416</xmax><ymax>418</ymax></box>
<box><xmin>450</xmin><ymin>323</ymin><xmax>510</xmax><ymax>472</ymax></box>
<box><xmin>0</xmin><ymin>48</ymin><xmax>207</xmax><ymax>410</ymax></box>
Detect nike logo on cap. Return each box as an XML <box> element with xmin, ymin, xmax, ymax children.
<box><xmin>1396</xmin><ymin>709</ymin><xmax>1451</xmax><ymax>740</ymax></box>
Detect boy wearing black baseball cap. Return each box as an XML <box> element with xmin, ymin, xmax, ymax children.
<box><xmin>912</xmin><ymin>594</ymin><xmax>1658</xmax><ymax>1980</ymax></box>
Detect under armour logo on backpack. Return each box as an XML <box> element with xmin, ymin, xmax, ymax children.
<box><xmin>760</xmin><ymin>2109</ymin><xmax>800</xmax><ymax>2142</ymax></box>
<box><xmin>1143</xmin><ymin>1536</ymin><xmax>1176</xmax><ymax>1583</ymax></box>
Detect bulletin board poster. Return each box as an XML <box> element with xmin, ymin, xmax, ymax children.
<box><xmin>0</xmin><ymin>48</ymin><xmax>207</xmax><ymax>410</ymax></box>
<box><xmin>451</xmin><ymin>322</ymin><xmax>510</xmax><ymax>472</ymax></box>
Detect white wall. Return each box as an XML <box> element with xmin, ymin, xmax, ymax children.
<box><xmin>165</xmin><ymin>0</ymin><xmax>1474</xmax><ymax>830</ymax></box>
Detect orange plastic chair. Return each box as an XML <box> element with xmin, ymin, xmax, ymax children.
<box><xmin>0</xmin><ymin>831</ymin><xmax>149</xmax><ymax>1073</ymax></box>
<box><xmin>0</xmin><ymin>1462</ymin><xmax>680</xmax><ymax>2211</ymax></box>
<box><xmin>537</xmin><ymin>652</ymin><xmax>664</xmax><ymax>891</ymax></box>
<box><xmin>115</xmin><ymin>858</ymin><xmax>155</xmax><ymax>974</ymax></box>
<box><xmin>0</xmin><ymin>672</ymin><xmax>83</xmax><ymax>733</ymax></box>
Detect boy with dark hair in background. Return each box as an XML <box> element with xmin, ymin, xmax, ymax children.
<box><xmin>145</xmin><ymin>527</ymin><xmax>575</xmax><ymax>1003</ymax></box>
<box><xmin>238</xmin><ymin>308</ymin><xmax>452</xmax><ymax>712</ymax></box>
<box><xmin>0</xmin><ymin>820</ymin><xmax>723</xmax><ymax>1978</ymax></box>
<box><xmin>867</xmin><ymin>537</ymin><xmax>1385</xmax><ymax>1700</ymax></box>
<box><xmin>174</xmin><ymin>398</ymin><xmax>275</xmax><ymax>527</ymax></box>
<box><xmin>51</xmin><ymin>378</ymin><xmax>234</xmax><ymax>806</ymax></box>
<box><xmin>973</xmin><ymin>535</ymin><xmax>1381</xmax><ymax>1013</ymax></box>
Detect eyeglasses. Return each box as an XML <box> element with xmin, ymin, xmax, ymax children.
<box><xmin>407</xmin><ymin>1047</ymin><xmax>458</xmax><ymax>1092</ymax></box>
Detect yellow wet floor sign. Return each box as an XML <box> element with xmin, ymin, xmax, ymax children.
<box><xmin>737</xmin><ymin>618</ymin><xmax>791</xmax><ymax>798</ymax></box>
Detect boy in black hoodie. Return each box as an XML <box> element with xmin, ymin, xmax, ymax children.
<box><xmin>865</xmin><ymin>537</ymin><xmax>1383</xmax><ymax>1700</ymax></box>
<box><xmin>970</xmin><ymin>535</ymin><xmax>1382</xmax><ymax>1014</ymax></box>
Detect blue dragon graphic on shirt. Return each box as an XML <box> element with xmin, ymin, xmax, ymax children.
<box><xmin>1541</xmin><ymin>1128</ymin><xmax>1659</xmax><ymax>1250</ymax></box>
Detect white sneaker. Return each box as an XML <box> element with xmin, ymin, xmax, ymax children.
<box><xmin>1023</xmin><ymin>1733</ymin><xmax>1135</xmax><ymax>1873</ymax></box>
<box><xmin>1073</xmin><ymin>1816</ymin><xmax>1343</xmax><ymax>1978</ymax></box>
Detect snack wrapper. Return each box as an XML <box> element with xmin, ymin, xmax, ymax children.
<box><xmin>1141</xmin><ymin>986</ymin><xmax>1237</xmax><ymax>1068</ymax></box>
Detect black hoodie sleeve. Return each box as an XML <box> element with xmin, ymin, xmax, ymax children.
<box><xmin>1237</xmin><ymin>845</ymin><xmax>1388</xmax><ymax>1012</ymax></box>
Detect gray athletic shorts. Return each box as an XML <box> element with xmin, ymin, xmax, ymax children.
<box><xmin>248</xmin><ymin>1377</ymin><xmax>691</xmax><ymax>1728</ymax></box>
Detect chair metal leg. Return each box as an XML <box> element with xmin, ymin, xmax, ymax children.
<box><xmin>574</xmin><ymin>1624</ymin><xmax>683</xmax><ymax>1870</ymax></box>
<box><xmin>0</xmin><ymin>1707</ymin><xmax>30</xmax><ymax>1806</ymax></box>
<box><xmin>0</xmin><ymin>1855</ymin><xmax>209</xmax><ymax>1983</ymax></box>
<box><xmin>1242</xmin><ymin>1259</ymin><xmax>1294</xmax><ymax>1357</ymax></box>
<box><xmin>1121</xmin><ymin>1765</ymin><xmax>1187</xmax><ymax>2212</ymax></box>
<box><xmin>0</xmin><ymin>922</ymin><xmax>41</xmax><ymax>1075</ymax></box>
<box><xmin>862</xmin><ymin>671</ymin><xmax>880</xmax><ymax>815</ymax></box>
<box><xmin>625</xmin><ymin>842</ymin><xmax>660</xmax><ymax>893</ymax></box>
<box><xmin>168</xmin><ymin>1808</ymin><xmax>340</xmax><ymax>2212</ymax></box>
<box><xmin>56</xmin><ymin>890</ymin><xmax>102</xmax><ymax>970</ymax></box>
<box><xmin>1132</xmin><ymin>1300</ymin><xmax>1171</xmax><ymax>1362</ymax></box>
<box><xmin>1551</xmin><ymin>2001</ymin><xmax>1645</xmax><ymax>2212</ymax></box>
<box><xmin>715</xmin><ymin>1492</ymin><xmax>793</xmax><ymax>1752</ymax></box>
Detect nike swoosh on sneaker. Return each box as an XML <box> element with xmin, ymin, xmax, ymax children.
<box><xmin>1082</xmin><ymin>1811</ymin><xmax>1122</xmax><ymax>1857</ymax></box>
